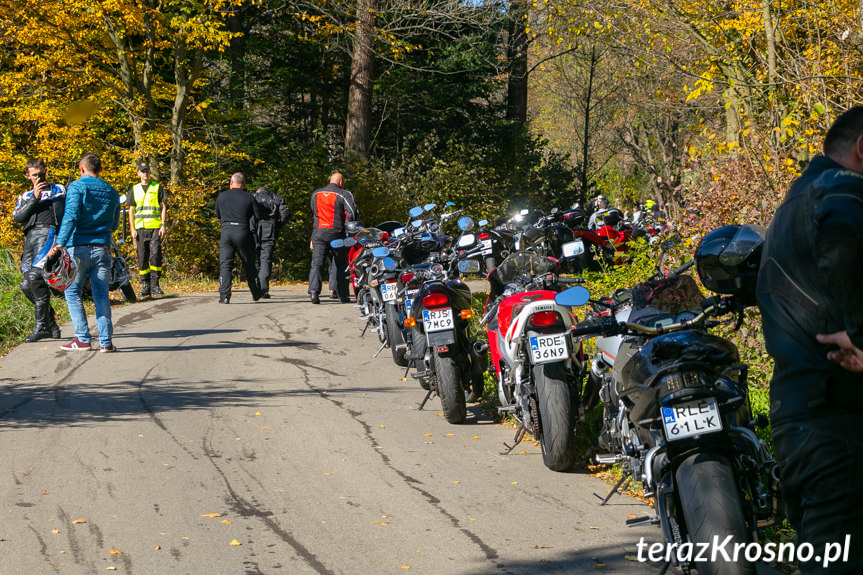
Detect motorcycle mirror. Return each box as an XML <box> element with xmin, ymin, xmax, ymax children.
<box><xmin>478</xmin><ymin>219</ymin><xmax>488</xmax><ymax>227</ymax></box>
<box><xmin>457</xmin><ymin>216</ymin><xmax>474</xmax><ymax>231</ymax></box>
<box><xmin>445</xmin><ymin>201</ymin><xmax>456</xmax><ymax>207</ymax></box>
<box><xmin>457</xmin><ymin>233</ymin><xmax>476</xmax><ymax>248</ymax></box>
<box><xmin>423</xmin><ymin>203</ymin><xmax>437</xmax><ymax>212</ymax></box>
<box><xmin>458</xmin><ymin>259</ymin><xmax>481</xmax><ymax>274</ymax></box>
<box><xmin>382</xmin><ymin>257</ymin><xmax>397</xmax><ymax>271</ymax></box>
<box><xmin>554</xmin><ymin>286</ymin><xmax>590</xmax><ymax>307</ymax></box>
<box><xmin>409</xmin><ymin>206</ymin><xmax>423</xmax><ymax>218</ymax></box>
<box><xmin>372</xmin><ymin>246</ymin><xmax>390</xmax><ymax>258</ymax></box>
<box><xmin>392</xmin><ymin>227</ymin><xmax>407</xmax><ymax>238</ymax></box>
<box><xmin>551</xmin><ymin>207</ymin><xmax>559</xmax><ymax>214</ymax></box>
<box><xmin>411</xmin><ymin>219</ymin><xmax>423</xmax><ymax>228</ymax></box>
<box><xmin>330</xmin><ymin>239</ymin><xmax>345</xmax><ymax>248</ymax></box>
<box><xmin>343</xmin><ymin>237</ymin><xmax>358</xmax><ymax>247</ymax></box>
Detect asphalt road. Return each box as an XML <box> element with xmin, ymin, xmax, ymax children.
<box><xmin>0</xmin><ymin>285</ymin><xmax>783</xmax><ymax>575</ymax></box>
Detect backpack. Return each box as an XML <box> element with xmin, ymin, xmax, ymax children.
<box><xmin>255</xmin><ymin>189</ymin><xmax>279</xmax><ymax>220</ymax></box>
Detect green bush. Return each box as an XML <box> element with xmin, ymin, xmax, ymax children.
<box><xmin>0</xmin><ymin>247</ymin><xmax>34</xmax><ymax>351</ymax></box>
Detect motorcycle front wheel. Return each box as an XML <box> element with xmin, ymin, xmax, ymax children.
<box><xmin>433</xmin><ymin>351</ymin><xmax>466</xmax><ymax>424</ymax></box>
<box><xmin>533</xmin><ymin>361</ymin><xmax>578</xmax><ymax>471</ymax></box>
<box><xmin>675</xmin><ymin>452</ymin><xmax>756</xmax><ymax>575</ymax></box>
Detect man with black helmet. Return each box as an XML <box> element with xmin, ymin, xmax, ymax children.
<box><xmin>13</xmin><ymin>158</ymin><xmax>66</xmax><ymax>342</ymax></box>
<box><xmin>757</xmin><ymin>106</ymin><xmax>863</xmax><ymax>574</ymax></box>
<box><xmin>253</xmin><ymin>186</ymin><xmax>289</xmax><ymax>299</ymax></box>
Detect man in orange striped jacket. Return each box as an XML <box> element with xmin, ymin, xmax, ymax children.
<box><xmin>307</xmin><ymin>172</ymin><xmax>356</xmax><ymax>304</ymax></box>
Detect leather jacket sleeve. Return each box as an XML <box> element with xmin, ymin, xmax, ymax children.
<box><xmin>813</xmin><ymin>172</ymin><xmax>863</xmax><ymax>349</ymax></box>
<box><xmin>13</xmin><ymin>192</ymin><xmax>38</xmax><ymax>224</ymax></box>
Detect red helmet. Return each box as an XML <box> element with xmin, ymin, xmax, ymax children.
<box><xmin>41</xmin><ymin>248</ymin><xmax>78</xmax><ymax>291</ymax></box>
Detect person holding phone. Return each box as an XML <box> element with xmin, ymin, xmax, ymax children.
<box><xmin>12</xmin><ymin>158</ymin><xmax>67</xmax><ymax>342</ymax></box>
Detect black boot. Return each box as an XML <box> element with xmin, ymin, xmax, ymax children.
<box><xmin>138</xmin><ymin>273</ymin><xmax>151</xmax><ymax>298</ymax></box>
<box><xmin>151</xmin><ymin>271</ymin><xmax>164</xmax><ymax>296</ymax></box>
<box><xmin>47</xmin><ymin>305</ymin><xmax>61</xmax><ymax>339</ymax></box>
<box><xmin>24</xmin><ymin>301</ymin><xmax>52</xmax><ymax>343</ymax></box>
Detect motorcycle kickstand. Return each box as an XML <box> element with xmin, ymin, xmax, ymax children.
<box><xmin>360</xmin><ymin>318</ymin><xmax>372</xmax><ymax>337</ymax></box>
<box><xmin>417</xmin><ymin>388</ymin><xmax>434</xmax><ymax>411</ymax></box>
<box><xmin>372</xmin><ymin>340</ymin><xmax>387</xmax><ymax>358</ymax></box>
<box><xmin>594</xmin><ymin>472</ymin><xmax>631</xmax><ymax>506</ymax></box>
<box><xmin>502</xmin><ymin>425</ymin><xmax>527</xmax><ymax>455</ymax></box>
<box><xmin>657</xmin><ymin>561</ymin><xmax>671</xmax><ymax>575</ymax></box>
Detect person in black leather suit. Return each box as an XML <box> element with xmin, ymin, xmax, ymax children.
<box><xmin>757</xmin><ymin>106</ymin><xmax>863</xmax><ymax>574</ymax></box>
<box><xmin>252</xmin><ymin>186</ymin><xmax>289</xmax><ymax>299</ymax></box>
<box><xmin>12</xmin><ymin>158</ymin><xmax>66</xmax><ymax>343</ymax></box>
<box><xmin>215</xmin><ymin>173</ymin><xmax>262</xmax><ymax>304</ymax></box>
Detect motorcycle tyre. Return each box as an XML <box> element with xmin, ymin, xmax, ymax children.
<box><xmin>534</xmin><ymin>361</ymin><xmax>578</xmax><ymax>471</ymax></box>
<box><xmin>434</xmin><ymin>351</ymin><xmax>466</xmax><ymax>424</ymax></box>
<box><xmin>675</xmin><ymin>452</ymin><xmax>755</xmax><ymax>575</ymax></box>
<box><xmin>120</xmin><ymin>282</ymin><xmax>138</xmax><ymax>303</ymax></box>
<box><xmin>386</xmin><ymin>306</ymin><xmax>408</xmax><ymax>367</ymax></box>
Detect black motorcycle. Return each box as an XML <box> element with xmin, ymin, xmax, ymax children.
<box><xmin>556</xmin><ymin>225</ymin><xmax>777</xmax><ymax>575</ymax></box>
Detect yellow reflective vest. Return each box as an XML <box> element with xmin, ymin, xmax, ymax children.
<box><xmin>132</xmin><ymin>182</ymin><xmax>163</xmax><ymax>230</ymax></box>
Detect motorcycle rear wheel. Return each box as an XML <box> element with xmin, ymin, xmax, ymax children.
<box><xmin>120</xmin><ymin>283</ymin><xmax>137</xmax><ymax>303</ymax></box>
<box><xmin>434</xmin><ymin>351</ymin><xmax>466</xmax><ymax>424</ymax></box>
<box><xmin>675</xmin><ymin>452</ymin><xmax>756</xmax><ymax>575</ymax></box>
<box><xmin>533</xmin><ymin>361</ymin><xmax>578</xmax><ymax>471</ymax></box>
<box><xmin>386</xmin><ymin>306</ymin><xmax>408</xmax><ymax>367</ymax></box>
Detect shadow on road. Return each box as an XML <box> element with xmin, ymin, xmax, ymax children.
<box><xmin>0</xmin><ymin>377</ymin><xmax>393</xmax><ymax>430</ymax></box>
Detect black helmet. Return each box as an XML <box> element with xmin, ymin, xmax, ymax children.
<box><xmin>695</xmin><ymin>224</ymin><xmax>766</xmax><ymax>305</ymax></box>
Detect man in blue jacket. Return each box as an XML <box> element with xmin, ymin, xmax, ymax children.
<box><xmin>49</xmin><ymin>153</ymin><xmax>121</xmax><ymax>352</ymax></box>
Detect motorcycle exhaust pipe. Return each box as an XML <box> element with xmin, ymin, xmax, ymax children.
<box><xmin>472</xmin><ymin>339</ymin><xmax>489</xmax><ymax>355</ymax></box>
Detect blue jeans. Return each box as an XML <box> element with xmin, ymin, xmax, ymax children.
<box><xmin>64</xmin><ymin>245</ymin><xmax>113</xmax><ymax>346</ymax></box>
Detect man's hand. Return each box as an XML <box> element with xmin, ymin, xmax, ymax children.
<box><xmin>158</xmin><ymin>225</ymin><xmax>166</xmax><ymax>238</ymax></box>
<box><xmin>816</xmin><ymin>331</ymin><xmax>863</xmax><ymax>373</ymax></box>
<box><xmin>32</xmin><ymin>180</ymin><xmax>50</xmax><ymax>200</ymax></box>
<box><xmin>47</xmin><ymin>245</ymin><xmax>62</xmax><ymax>258</ymax></box>
<box><xmin>131</xmin><ymin>229</ymin><xmax>138</xmax><ymax>242</ymax></box>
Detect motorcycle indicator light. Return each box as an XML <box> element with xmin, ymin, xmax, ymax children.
<box><xmin>528</xmin><ymin>311</ymin><xmax>563</xmax><ymax>329</ymax></box>
<box><xmin>404</xmin><ymin>317</ymin><xmax>416</xmax><ymax>327</ymax></box>
<box><xmin>460</xmin><ymin>309</ymin><xmax>473</xmax><ymax>320</ymax></box>
<box><xmin>422</xmin><ymin>292</ymin><xmax>449</xmax><ymax>308</ymax></box>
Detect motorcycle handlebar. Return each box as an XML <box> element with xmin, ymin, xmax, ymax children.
<box><xmin>557</xmin><ymin>277</ymin><xmax>586</xmax><ymax>285</ymax></box>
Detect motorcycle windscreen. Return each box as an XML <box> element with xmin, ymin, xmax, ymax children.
<box><xmin>629</xmin><ymin>274</ymin><xmax>704</xmax><ymax>315</ymax></box>
<box><xmin>490</xmin><ymin>252</ymin><xmax>559</xmax><ymax>285</ymax></box>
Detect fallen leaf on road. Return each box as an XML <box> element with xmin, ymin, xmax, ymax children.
<box><xmin>378</xmin><ymin>425</ymin><xmax>385</xmax><ymax>428</ymax></box>
<box><xmin>322</xmin><ymin>472</ymin><xmax>331</xmax><ymax>476</ymax></box>
<box><xmin>200</xmin><ymin>513</ymin><xmax>220</xmax><ymax>518</ymax></box>
<box><xmin>594</xmin><ymin>563</ymin><xmax>607</xmax><ymax>568</ymax></box>
<box><xmin>624</xmin><ymin>555</ymin><xmax>640</xmax><ymax>562</ymax></box>
<box><xmin>589</xmin><ymin>526</ymin><xmax>599</xmax><ymax>530</ymax></box>
<box><xmin>51</xmin><ymin>529</ymin><xmax>59</xmax><ymax>534</ymax></box>
<box><xmin>154</xmin><ymin>546</ymin><xmax>161</xmax><ymax>550</ymax></box>
<box><xmin>539</xmin><ymin>559</ymin><xmax>550</xmax><ymax>563</ymax></box>
<box><xmin>472</xmin><ymin>436</ymin><xmax>479</xmax><ymax>440</ymax></box>
<box><xmin>41</xmin><ymin>491</ymin><xmax>49</xmax><ymax>495</ymax></box>
<box><xmin>106</xmin><ymin>567</ymin><xmax>116</xmax><ymax>571</ymax></box>
<box><xmin>254</xmin><ymin>412</ymin><xmax>261</xmax><ymax>416</ymax></box>
<box><xmin>72</xmin><ymin>519</ymin><xmax>86</xmax><ymax>524</ymax></box>
<box><xmin>511</xmin><ymin>482</ymin><xmax>518</xmax><ymax>485</ymax></box>
<box><xmin>518</xmin><ymin>451</ymin><xmax>527</xmax><ymax>454</ymax></box>
<box><xmin>181</xmin><ymin>537</ymin><xmax>189</xmax><ymax>540</ymax></box>
<box><xmin>424</xmin><ymin>433</ymin><xmax>433</xmax><ymax>437</ymax></box>
<box><xmin>445</xmin><ymin>433</ymin><xmax>454</xmax><ymax>437</ymax></box>
<box><xmin>229</xmin><ymin>539</ymin><xmax>242</xmax><ymax>546</ymax></box>
<box><xmin>626</xmin><ymin>514</ymin><xmax>636</xmax><ymax>518</ymax></box>
<box><xmin>532</xmin><ymin>545</ymin><xmax>551</xmax><ymax>549</ymax></box>
<box><xmin>109</xmin><ymin>548</ymin><xmax>123</xmax><ymax>555</ymax></box>
<box><xmin>375</xmin><ymin>521</ymin><xmax>389</xmax><ymax>525</ymax></box>
<box><xmin>400</xmin><ymin>567</ymin><xmax>410</xmax><ymax>570</ymax></box>
<box><xmin>222</xmin><ymin>520</ymin><xmax>232</xmax><ymax>524</ymax></box>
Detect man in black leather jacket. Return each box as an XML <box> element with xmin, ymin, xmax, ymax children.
<box><xmin>12</xmin><ymin>158</ymin><xmax>66</xmax><ymax>342</ymax></box>
<box><xmin>757</xmin><ymin>106</ymin><xmax>863</xmax><ymax>574</ymax></box>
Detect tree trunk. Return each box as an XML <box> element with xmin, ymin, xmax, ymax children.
<box><xmin>578</xmin><ymin>44</ymin><xmax>597</xmax><ymax>205</ymax></box>
<box><xmin>506</xmin><ymin>0</ymin><xmax>528</xmax><ymax>133</ymax></box>
<box><xmin>345</xmin><ymin>0</ymin><xmax>376</xmax><ymax>160</ymax></box>
<box><xmin>170</xmin><ymin>40</ymin><xmax>203</xmax><ymax>186</ymax></box>
<box><xmin>227</xmin><ymin>6</ymin><xmax>247</xmax><ymax>110</ymax></box>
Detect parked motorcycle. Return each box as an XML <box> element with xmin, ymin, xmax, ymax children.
<box><xmin>556</xmin><ymin>224</ymin><xmax>777</xmax><ymax>575</ymax></box>
<box><xmin>481</xmin><ymin>251</ymin><xmax>587</xmax><ymax>471</ymax></box>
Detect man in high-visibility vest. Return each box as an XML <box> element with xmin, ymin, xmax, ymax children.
<box><xmin>127</xmin><ymin>163</ymin><xmax>167</xmax><ymax>297</ymax></box>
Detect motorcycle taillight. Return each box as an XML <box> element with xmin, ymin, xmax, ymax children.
<box><xmin>479</xmin><ymin>232</ymin><xmax>490</xmax><ymax>240</ymax></box>
<box><xmin>528</xmin><ymin>311</ymin><xmax>563</xmax><ymax>330</ymax></box>
<box><xmin>422</xmin><ymin>292</ymin><xmax>449</xmax><ymax>308</ymax></box>
<box><xmin>401</xmin><ymin>272</ymin><xmax>414</xmax><ymax>284</ymax></box>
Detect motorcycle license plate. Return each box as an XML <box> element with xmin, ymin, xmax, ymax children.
<box><xmin>662</xmin><ymin>399</ymin><xmax>722</xmax><ymax>441</ymax></box>
<box><xmin>480</xmin><ymin>239</ymin><xmax>493</xmax><ymax>255</ymax></box>
<box><xmin>381</xmin><ymin>281</ymin><xmax>397</xmax><ymax>302</ymax></box>
<box><xmin>529</xmin><ymin>333</ymin><xmax>568</xmax><ymax>364</ymax></box>
<box><xmin>405</xmin><ymin>289</ymin><xmax>419</xmax><ymax>314</ymax></box>
<box><xmin>423</xmin><ymin>308</ymin><xmax>454</xmax><ymax>332</ymax></box>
